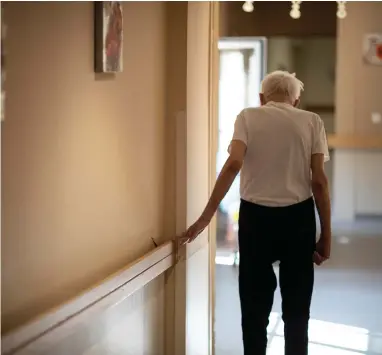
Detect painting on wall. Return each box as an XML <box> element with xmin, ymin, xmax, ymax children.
<box><xmin>363</xmin><ymin>33</ymin><xmax>382</xmax><ymax>66</ymax></box>
<box><xmin>94</xmin><ymin>1</ymin><xmax>123</xmax><ymax>73</ymax></box>
<box><xmin>1</xmin><ymin>4</ymin><xmax>6</xmax><ymax>122</ymax></box>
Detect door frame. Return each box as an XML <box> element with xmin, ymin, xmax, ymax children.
<box><xmin>219</xmin><ymin>37</ymin><xmax>267</xmax><ymax>76</ymax></box>
<box><xmin>207</xmin><ymin>2</ymin><xmax>220</xmax><ymax>354</ymax></box>
<box><xmin>172</xmin><ymin>2</ymin><xmax>220</xmax><ymax>355</ymax></box>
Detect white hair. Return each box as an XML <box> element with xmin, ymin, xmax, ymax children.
<box><xmin>261</xmin><ymin>70</ymin><xmax>304</xmax><ymax>102</ymax></box>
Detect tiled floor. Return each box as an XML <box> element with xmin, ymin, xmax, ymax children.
<box><xmin>215</xmin><ymin>219</ymin><xmax>382</xmax><ymax>355</ymax></box>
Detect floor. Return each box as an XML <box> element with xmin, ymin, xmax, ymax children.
<box><xmin>214</xmin><ymin>218</ymin><xmax>382</xmax><ymax>355</ymax></box>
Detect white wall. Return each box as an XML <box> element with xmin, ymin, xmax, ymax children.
<box><xmin>354</xmin><ymin>152</ymin><xmax>382</xmax><ymax>215</ymax></box>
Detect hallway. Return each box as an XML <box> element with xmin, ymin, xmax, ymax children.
<box><xmin>2</xmin><ymin>1</ymin><xmax>382</xmax><ymax>354</ymax></box>
<box><xmin>215</xmin><ymin>223</ymin><xmax>382</xmax><ymax>355</ymax></box>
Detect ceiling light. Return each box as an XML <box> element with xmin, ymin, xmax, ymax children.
<box><xmin>241</xmin><ymin>1</ymin><xmax>347</xmax><ymax>19</ymax></box>
<box><xmin>242</xmin><ymin>1</ymin><xmax>254</xmax><ymax>13</ymax></box>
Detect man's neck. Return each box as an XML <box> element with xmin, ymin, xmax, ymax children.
<box><xmin>266</xmin><ymin>100</ymin><xmax>294</xmax><ymax>106</ymax></box>
<box><xmin>265</xmin><ymin>95</ymin><xmax>294</xmax><ymax>106</ymax></box>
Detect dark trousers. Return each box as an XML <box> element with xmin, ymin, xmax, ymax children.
<box><xmin>238</xmin><ymin>198</ymin><xmax>316</xmax><ymax>355</ymax></box>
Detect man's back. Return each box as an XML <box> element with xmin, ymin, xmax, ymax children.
<box><xmin>234</xmin><ymin>101</ymin><xmax>329</xmax><ymax>207</ymax></box>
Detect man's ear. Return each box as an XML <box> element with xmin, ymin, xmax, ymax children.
<box><xmin>294</xmin><ymin>98</ymin><xmax>301</xmax><ymax>108</ymax></box>
<box><xmin>259</xmin><ymin>93</ymin><xmax>266</xmax><ymax>106</ymax></box>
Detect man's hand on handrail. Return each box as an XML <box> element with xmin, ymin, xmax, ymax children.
<box><xmin>178</xmin><ymin>216</ymin><xmax>210</xmax><ymax>245</ymax></box>
<box><xmin>178</xmin><ymin>140</ymin><xmax>245</xmax><ymax>246</ymax></box>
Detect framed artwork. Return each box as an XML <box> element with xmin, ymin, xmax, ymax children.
<box><xmin>1</xmin><ymin>4</ymin><xmax>6</xmax><ymax>122</ymax></box>
<box><xmin>94</xmin><ymin>1</ymin><xmax>123</xmax><ymax>73</ymax></box>
<box><xmin>363</xmin><ymin>33</ymin><xmax>382</xmax><ymax>66</ymax></box>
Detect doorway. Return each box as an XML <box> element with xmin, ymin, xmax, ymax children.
<box><xmin>214</xmin><ymin>37</ymin><xmax>266</xmax><ymax>354</ymax></box>
<box><xmin>215</xmin><ymin>38</ymin><xmax>266</xmax><ymax>266</ymax></box>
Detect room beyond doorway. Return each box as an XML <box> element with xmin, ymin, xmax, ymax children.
<box><xmin>214</xmin><ymin>34</ymin><xmax>382</xmax><ymax>355</ymax></box>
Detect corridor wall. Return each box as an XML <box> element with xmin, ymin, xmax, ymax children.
<box><xmin>2</xmin><ymin>4</ymin><xmax>186</xmax><ymax>351</ymax></box>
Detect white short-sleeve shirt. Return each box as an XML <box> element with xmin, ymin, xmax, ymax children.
<box><xmin>230</xmin><ymin>101</ymin><xmax>330</xmax><ymax>207</ymax></box>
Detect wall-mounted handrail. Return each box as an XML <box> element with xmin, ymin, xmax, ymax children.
<box><xmin>1</xmin><ymin>241</ymin><xmax>175</xmax><ymax>355</ymax></box>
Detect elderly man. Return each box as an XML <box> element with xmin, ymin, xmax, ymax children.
<box><xmin>181</xmin><ymin>70</ymin><xmax>331</xmax><ymax>355</ymax></box>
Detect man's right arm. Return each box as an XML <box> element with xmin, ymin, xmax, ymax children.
<box><xmin>311</xmin><ymin>154</ymin><xmax>331</xmax><ymax>258</ymax></box>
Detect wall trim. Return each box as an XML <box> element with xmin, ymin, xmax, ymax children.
<box><xmin>328</xmin><ymin>134</ymin><xmax>382</xmax><ymax>149</ymax></box>
<box><xmin>1</xmin><ymin>241</ymin><xmax>174</xmax><ymax>355</ymax></box>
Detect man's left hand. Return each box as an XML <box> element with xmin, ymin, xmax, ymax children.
<box><xmin>179</xmin><ymin>216</ymin><xmax>210</xmax><ymax>245</ymax></box>
<box><xmin>313</xmin><ymin>251</ymin><xmax>327</xmax><ymax>265</ymax></box>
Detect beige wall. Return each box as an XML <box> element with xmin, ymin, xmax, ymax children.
<box><xmin>333</xmin><ymin>2</ymin><xmax>382</xmax><ymax>218</ymax></box>
<box><xmin>1</xmin><ymin>1</ymin><xmax>185</xmax><ymax>334</ymax></box>
<box><xmin>336</xmin><ymin>2</ymin><xmax>382</xmax><ymax>136</ymax></box>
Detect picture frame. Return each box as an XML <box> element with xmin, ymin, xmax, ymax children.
<box><xmin>363</xmin><ymin>33</ymin><xmax>382</xmax><ymax>66</ymax></box>
<box><xmin>1</xmin><ymin>3</ymin><xmax>6</xmax><ymax>122</ymax></box>
<box><xmin>94</xmin><ymin>1</ymin><xmax>123</xmax><ymax>73</ymax></box>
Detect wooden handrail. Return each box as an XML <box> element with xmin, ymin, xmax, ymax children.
<box><xmin>1</xmin><ymin>241</ymin><xmax>175</xmax><ymax>355</ymax></box>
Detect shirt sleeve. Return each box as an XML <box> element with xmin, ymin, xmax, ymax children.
<box><xmin>228</xmin><ymin>110</ymin><xmax>248</xmax><ymax>154</ymax></box>
<box><xmin>312</xmin><ymin>115</ymin><xmax>330</xmax><ymax>162</ymax></box>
